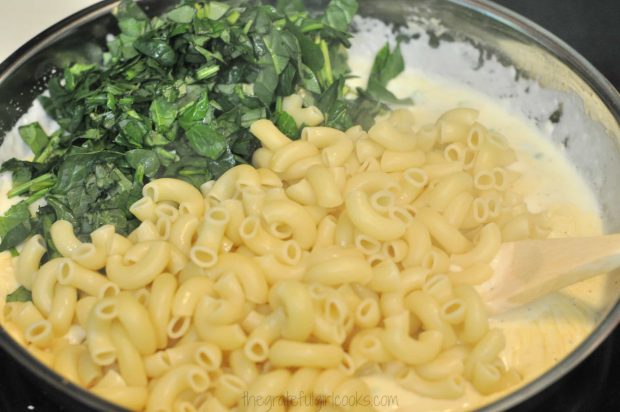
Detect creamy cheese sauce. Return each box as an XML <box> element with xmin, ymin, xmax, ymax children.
<box><xmin>347</xmin><ymin>59</ymin><xmax>618</xmax><ymax>411</ymax></box>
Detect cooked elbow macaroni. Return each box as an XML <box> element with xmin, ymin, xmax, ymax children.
<box><xmin>4</xmin><ymin>108</ymin><xmax>555</xmax><ymax>411</ymax></box>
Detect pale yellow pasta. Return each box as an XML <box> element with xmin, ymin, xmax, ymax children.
<box><xmin>368</xmin><ymin>119</ymin><xmax>417</xmax><ymax>151</ymax></box>
<box><xmin>455</xmin><ymin>284</ymin><xmax>489</xmax><ymax>344</ymax></box>
<box><xmin>349</xmin><ymin>329</ymin><xmax>392</xmax><ymax>364</ymax></box>
<box><xmin>313</xmin><ymin>313</ymin><xmax>346</xmax><ymax>345</ymax></box>
<box><xmin>48</xmin><ymin>284</ymin><xmax>77</xmax><ymax>336</ymax></box>
<box><xmin>383</xmin><ymin>240</ymin><xmax>407</xmax><ymax>263</ymax></box>
<box><xmin>131</xmin><ymin>220</ymin><xmax>161</xmax><ymax>242</ymax></box>
<box><xmin>251</xmin><ymin>148</ymin><xmax>273</xmax><ymax>169</ymax></box>
<box><xmin>130</xmin><ymin>196</ymin><xmax>158</xmax><ymax>223</ymax></box>
<box><xmin>143</xmin><ymin>178</ymin><xmax>204</xmax><ymax>217</ymax></box>
<box><xmin>238</xmin><ymin>215</ymin><xmax>283</xmax><ymax>256</ymax></box>
<box><xmin>106</xmin><ymin>240</ymin><xmax>170</xmax><ymax>290</ymax></box>
<box><xmin>145</xmin><ymin>364</ymin><xmax>210</xmax><ymax>412</ymax></box>
<box><xmin>451</xmin><ymin>222</ymin><xmax>502</xmax><ymax>267</ymax></box>
<box><xmin>110</xmin><ymin>321</ymin><xmax>147</xmax><ymax>386</ymax></box>
<box><xmin>229</xmin><ymin>349</ymin><xmax>259</xmax><ymax>383</ymax></box>
<box><xmin>398</xmin><ymin>368</ymin><xmax>466</xmax><ymax>400</ymax></box>
<box><xmin>77</xmin><ymin>346</ymin><xmax>102</xmax><ymax>387</ymax></box>
<box><xmin>422</xmin><ymin>274</ymin><xmax>453</xmax><ymax>304</ymax></box>
<box><xmin>464</xmin><ymin>329</ymin><xmax>506</xmax><ymax>379</ymax></box>
<box><xmin>346</xmin><ymin>189</ymin><xmax>405</xmax><ymax>241</ymax></box>
<box><xmin>49</xmin><ymin>220</ymin><xmax>82</xmax><ymax>257</ymax></box>
<box><xmin>306</xmin><ymin>165</ymin><xmax>344</xmax><ymax>208</ymax></box>
<box><xmin>92</xmin><ymin>386</ymin><xmax>148</xmax><ymax>411</ymax></box>
<box><xmin>280</xmin><ymin>154</ymin><xmax>323</xmax><ymax>182</ymax></box>
<box><xmin>381</xmin><ymin>311</ymin><xmax>443</xmax><ymax>366</ymax></box>
<box><xmin>110</xmin><ymin>233</ymin><xmax>133</xmax><ymax>256</ymax></box>
<box><xmin>313</xmin><ymin>368</ymin><xmax>348</xmax><ymax>400</ymax></box>
<box><xmin>23</xmin><ymin>318</ymin><xmax>53</xmax><ymax>348</ymax></box>
<box><xmin>312</xmin><ymin>215</ymin><xmax>337</xmax><ymax>250</ymax></box>
<box><xmin>257</xmin><ymin>167</ymin><xmax>283</xmax><ymax>189</ymax></box>
<box><xmin>380</xmin><ymin>290</ymin><xmax>406</xmax><ymax>318</ymax></box>
<box><xmin>270</xmin><ymin>140</ymin><xmax>319</xmax><ymax>173</ymax></box>
<box><xmin>368</xmin><ymin>260</ymin><xmax>400</xmax><ymax>293</ymax></box>
<box><xmin>448</xmin><ymin>263</ymin><xmax>494</xmax><ymax>285</ymax></box>
<box><xmin>154</xmin><ymin>203</ymin><xmax>179</xmax><ymax>224</ymax></box>
<box><xmin>380</xmin><ymin>150</ymin><xmax>426</xmax><ymax>172</ymax></box>
<box><xmin>172</xmin><ymin>276</ymin><xmax>213</xmax><ymax>318</ymax></box>
<box><xmin>421</xmin><ymin>247</ymin><xmax>450</xmax><ymax>274</ymax></box>
<box><xmin>305</xmin><ymin>249</ymin><xmax>372</xmax><ymax>286</ymax></box>
<box><xmin>403</xmin><ymin>218</ymin><xmax>432</xmax><ymax>266</ymax></box>
<box><xmin>406</xmin><ymin>291</ymin><xmax>457</xmax><ymax>348</ymax></box>
<box><xmin>71</xmin><ymin>241</ymin><xmax>107</xmax><ymax>271</ymax></box>
<box><xmin>85</xmin><ymin>297</ymin><xmax>118</xmax><ymax>366</ymax></box>
<box><xmin>208</xmin><ymin>164</ymin><xmax>261</xmax><ymax>203</ymax></box>
<box><xmin>195</xmin><ymin>206</ymin><xmax>230</xmax><ymax>250</ymax></box>
<box><xmin>2</xmin><ymin>108</ymin><xmax>536</xmax><ymax>410</ymax></box>
<box><xmin>56</xmin><ymin>258</ymin><xmax>119</xmax><ymax>299</ymax></box>
<box><xmin>443</xmin><ymin>141</ymin><xmax>467</xmax><ymax>164</ymax></box>
<box><xmin>31</xmin><ymin>258</ymin><xmax>62</xmax><ymax>316</ymax></box>
<box><xmin>210</xmin><ymin>253</ymin><xmax>268</xmax><ymax>304</ymax></box>
<box><xmin>75</xmin><ymin>296</ymin><xmax>97</xmax><ymax>328</ymax></box>
<box><xmin>286</xmin><ymin>367</ymin><xmax>320</xmax><ymax>409</ymax></box>
<box><xmin>148</xmin><ymin>273</ymin><xmax>177</xmax><ymax>349</ymax></box>
<box><xmin>53</xmin><ymin>344</ymin><xmax>83</xmax><ymax>384</ymax></box>
<box><xmin>345</xmin><ymin>171</ymin><xmax>400</xmax><ymax>196</ymax></box>
<box><xmin>244</xmin><ymin>310</ymin><xmax>283</xmax><ymax>362</ymax></box>
<box><xmin>213</xmin><ymin>373</ymin><xmax>247</xmax><ymax>407</ymax></box>
<box><xmin>501</xmin><ymin>213</ymin><xmax>531</xmax><ymax>241</ymax></box>
<box><xmin>444</xmin><ymin>191</ymin><xmax>474</xmax><ymax>228</ymax></box>
<box><xmin>354</xmin><ymin>297</ymin><xmax>381</xmax><ymax>329</ymax></box>
<box><xmin>427</xmin><ymin>172</ymin><xmax>474</xmax><ymax>212</ymax></box>
<box><xmin>268</xmin><ymin>340</ymin><xmax>344</xmax><ymax>368</ymax></box>
<box><xmin>416</xmin><ymin>208</ymin><xmax>472</xmax><ymax>254</ymax></box>
<box><xmin>15</xmin><ymin>235</ymin><xmax>47</xmax><ymax>289</ymax></box>
<box><xmin>269</xmin><ymin>280</ymin><xmax>314</xmax><ymax>341</ymax></box>
<box><xmin>333</xmin><ymin>377</ymin><xmax>373</xmax><ymax>410</ymax></box>
<box><xmin>261</xmin><ymin>199</ymin><xmax>317</xmax><ymax>249</ymax></box>
<box><xmin>415</xmin><ymin>123</ymin><xmax>439</xmax><ymax>151</ymax></box>
<box><xmin>253</xmin><ymin>254</ymin><xmax>306</xmax><ymax>284</ymax></box>
<box><xmin>169</xmin><ymin>214</ymin><xmax>200</xmax><ymax>254</ymax></box>
<box><xmin>249</xmin><ymin>119</ymin><xmax>291</xmax><ymax>151</ymax></box>
<box><xmin>197</xmin><ymin>396</ymin><xmax>228</xmax><ymax>412</ymax></box>
<box><xmin>200</xmin><ymin>273</ymin><xmax>245</xmax><ymax>325</ymax></box>
<box><xmin>303</xmin><ymin>126</ymin><xmax>354</xmax><ymax>167</ymax></box>
<box><xmin>285</xmin><ymin>178</ymin><xmax>317</xmax><ymax>206</ymax></box>
<box><xmin>116</xmin><ymin>292</ymin><xmax>157</xmax><ymax>355</ymax></box>
<box><xmin>193</xmin><ymin>298</ymin><xmax>247</xmax><ymax>350</ymax></box>
<box><xmin>244</xmin><ymin>369</ymin><xmax>290</xmax><ymax>412</ymax></box>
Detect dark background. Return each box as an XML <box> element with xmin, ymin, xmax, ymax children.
<box><xmin>0</xmin><ymin>0</ymin><xmax>619</xmax><ymax>411</ymax></box>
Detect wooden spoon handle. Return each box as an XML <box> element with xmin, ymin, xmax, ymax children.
<box><xmin>477</xmin><ymin>233</ymin><xmax>620</xmax><ymax>314</ymax></box>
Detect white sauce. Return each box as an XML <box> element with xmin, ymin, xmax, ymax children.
<box><xmin>0</xmin><ymin>98</ymin><xmax>57</xmax><ymax>215</ymax></box>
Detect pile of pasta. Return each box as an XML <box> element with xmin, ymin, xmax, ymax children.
<box><xmin>2</xmin><ymin>107</ymin><xmax>543</xmax><ymax>411</ymax></box>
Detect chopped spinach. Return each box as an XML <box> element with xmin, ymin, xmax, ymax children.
<box><xmin>6</xmin><ymin>286</ymin><xmax>32</xmax><ymax>303</ymax></box>
<box><xmin>0</xmin><ymin>0</ymin><xmax>406</xmax><ymax>258</ymax></box>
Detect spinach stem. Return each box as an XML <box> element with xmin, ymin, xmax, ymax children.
<box><xmin>319</xmin><ymin>39</ymin><xmax>334</xmax><ymax>86</ymax></box>
<box><xmin>25</xmin><ymin>188</ymin><xmax>51</xmax><ymax>205</ymax></box>
<box><xmin>196</xmin><ymin>64</ymin><xmax>220</xmax><ymax>80</ymax></box>
<box><xmin>7</xmin><ymin>173</ymin><xmax>55</xmax><ymax>199</ymax></box>
<box><xmin>301</xmin><ymin>23</ymin><xmax>324</xmax><ymax>33</ymax></box>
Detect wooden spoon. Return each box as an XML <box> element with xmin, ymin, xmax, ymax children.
<box><xmin>476</xmin><ymin>234</ymin><xmax>620</xmax><ymax>315</ymax></box>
